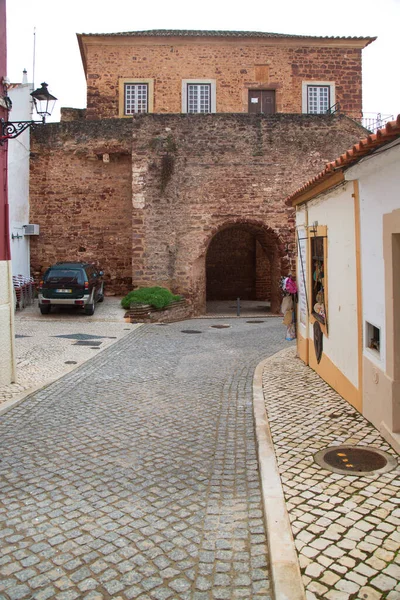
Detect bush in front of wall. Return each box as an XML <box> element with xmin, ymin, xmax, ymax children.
<box><xmin>121</xmin><ymin>286</ymin><xmax>182</xmax><ymax>310</ymax></box>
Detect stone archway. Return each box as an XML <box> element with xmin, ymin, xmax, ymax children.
<box><xmin>204</xmin><ymin>222</ymin><xmax>286</xmax><ymax>313</ymax></box>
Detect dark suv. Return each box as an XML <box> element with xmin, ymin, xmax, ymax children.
<box><xmin>38</xmin><ymin>262</ymin><xmax>104</xmax><ymax>315</ymax></box>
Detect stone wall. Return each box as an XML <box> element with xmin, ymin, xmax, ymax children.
<box><xmin>30</xmin><ymin>120</ymin><xmax>133</xmax><ymax>294</ymax></box>
<box><xmin>82</xmin><ymin>36</ymin><xmax>364</xmax><ymax>120</ymax></box>
<box><xmin>30</xmin><ymin>113</ymin><xmax>367</xmax><ymax>312</ymax></box>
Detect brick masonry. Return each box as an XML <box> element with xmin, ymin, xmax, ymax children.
<box><xmin>80</xmin><ymin>35</ymin><xmax>365</xmax><ymax>120</ymax></box>
<box><xmin>30</xmin><ymin>114</ymin><xmax>367</xmax><ymax>313</ymax></box>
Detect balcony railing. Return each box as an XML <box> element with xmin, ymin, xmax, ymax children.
<box><xmin>326</xmin><ymin>103</ymin><xmax>394</xmax><ymax>134</ymax></box>
<box><xmin>360</xmin><ymin>112</ymin><xmax>394</xmax><ymax>133</ymax></box>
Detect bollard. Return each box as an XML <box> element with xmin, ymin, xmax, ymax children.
<box><xmin>237</xmin><ymin>297</ymin><xmax>241</xmax><ymax>317</ymax></box>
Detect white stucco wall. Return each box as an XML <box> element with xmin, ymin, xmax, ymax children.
<box><xmin>8</xmin><ymin>82</ymin><xmax>32</xmax><ymax>278</ymax></box>
<box><xmin>296</xmin><ymin>181</ymin><xmax>359</xmax><ymax>387</ymax></box>
<box><xmin>0</xmin><ymin>261</ymin><xmax>16</xmax><ymax>384</ymax></box>
<box><xmin>346</xmin><ymin>142</ymin><xmax>400</xmax><ymax>372</ymax></box>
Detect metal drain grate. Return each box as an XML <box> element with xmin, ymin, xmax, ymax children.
<box><xmin>314</xmin><ymin>446</ymin><xmax>397</xmax><ymax>476</ymax></box>
<box><xmin>210</xmin><ymin>325</ymin><xmax>231</xmax><ymax>329</ymax></box>
<box><xmin>73</xmin><ymin>341</ymin><xmax>102</xmax><ymax>346</ymax></box>
<box><xmin>181</xmin><ymin>330</ymin><xmax>202</xmax><ymax>334</ymax></box>
<box><xmin>246</xmin><ymin>320</ymin><xmax>265</xmax><ymax>324</ymax></box>
<box><xmin>65</xmin><ymin>361</ymin><xmax>77</xmax><ymax>365</ymax></box>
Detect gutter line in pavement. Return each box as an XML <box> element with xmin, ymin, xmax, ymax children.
<box><xmin>253</xmin><ymin>356</ymin><xmax>306</xmax><ymax>600</ymax></box>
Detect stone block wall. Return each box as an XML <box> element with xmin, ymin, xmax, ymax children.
<box><xmin>81</xmin><ymin>35</ymin><xmax>365</xmax><ymax>120</ymax></box>
<box><xmin>30</xmin><ymin>120</ymin><xmax>133</xmax><ymax>294</ymax></box>
<box><xmin>129</xmin><ymin>113</ymin><xmax>366</xmax><ymax>313</ymax></box>
<box><xmin>29</xmin><ymin>113</ymin><xmax>367</xmax><ymax>313</ymax></box>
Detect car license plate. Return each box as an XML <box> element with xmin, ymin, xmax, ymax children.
<box><xmin>56</xmin><ymin>289</ymin><xmax>72</xmax><ymax>293</ymax></box>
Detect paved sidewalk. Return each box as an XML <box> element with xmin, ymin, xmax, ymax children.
<box><xmin>262</xmin><ymin>348</ymin><xmax>400</xmax><ymax>600</ymax></box>
<box><xmin>0</xmin><ymin>298</ymin><xmax>136</xmax><ymax>406</ymax></box>
<box><xmin>0</xmin><ymin>318</ymin><xmax>287</xmax><ymax>600</ymax></box>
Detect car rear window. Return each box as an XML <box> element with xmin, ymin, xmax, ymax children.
<box><xmin>44</xmin><ymin>269</ymin><xmax>85</xmax><ymax>284</ymax></box>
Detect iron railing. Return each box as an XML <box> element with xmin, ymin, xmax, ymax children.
<box><xmin>326</xmin><ymin>103</ymin><xmax>394</xmax><ymax>134</ymax></box>
<box><xmin>360</xmin><ymin>112</ymin><xmax>394</xmax><ymax>133</ymax></box>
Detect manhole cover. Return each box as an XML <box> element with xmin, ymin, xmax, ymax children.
<box><xmin>181</xmin><ymin>330</ymin><xmax>202</xmax><ymax>334</ymax></box>
<box><xmin>314</xmin><ymin>446</ymin><xmax>397</xmax><ymax>476</ymax></box>
<box><xmin>210</xmin><ymin>325</ymin><xmax>231</xmax><ymax>329</ymax></box>
<box><xmin>246</xmin><ymin>320</ymin><xmax>265</xmax><ymax>324</ymax></box>
<box><xmin>65</xmin><ymin>361</ymin><xmax>77</xmax><ymax>365</ymax></box>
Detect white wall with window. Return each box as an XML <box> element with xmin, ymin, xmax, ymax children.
<box><xmin>302</xmin><ymin>81</ymin><xmax>335</xmax><ymax>114</ymax></box>
<box><xmin>181</xmin><ymin>79</ymin><xmax>216</xmax><ymax>114</ymax></box>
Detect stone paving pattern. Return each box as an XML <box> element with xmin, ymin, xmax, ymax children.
<box><xmin>0</xmin><ymin>318</ymin><xmax>287</xmax><ymax>600</ymax></box>
<box><xmin>263</xmin><ymin>347</ymin><xmax>400</xmax><ymax>600</ymax></box>
<box><xmin>0</xmin><ymin>299</ymin><xmax>136</xmax><ymax>405</ymax></box>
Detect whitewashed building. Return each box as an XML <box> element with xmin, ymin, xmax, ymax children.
<box><xmin>289</xmin><ymin>116</ymin><xmax>400</xmax><ymax>452</ymax></box>
<box><xmin>8</xmin><ymin>71</ymin><xmax>33</xmax><ymax>279</ymax></box>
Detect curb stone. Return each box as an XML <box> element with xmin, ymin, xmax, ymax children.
<box><xmin>253</xmin><ymin>356</ymin><xmax>306</xmax><ymax>600</ymax></box>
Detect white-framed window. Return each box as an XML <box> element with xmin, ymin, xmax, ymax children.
<box><xmin>187</xmin><ymin>84</ymin><xmax>211</xmax><ymax>113</ymax></box>
<box><xmin>302</xmin><ymin>81</ymin><xmax>335</xmax><ymax>115</ymax></box>
<box><xmin>124</xmin><ymin>83</ymin><xmax>148</xmax><ymax>114</ymax></box>
<box><xmin>118</xmin><ymin>78</ymin><xmax>154</xmax><ymax>117</ymax></box>
<box><xmin>182</xmin><ymin>79</ymin><xmax>216</xmax><ymax>114</ymax></box>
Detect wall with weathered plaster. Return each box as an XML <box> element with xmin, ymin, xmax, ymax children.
<box><xmin>30</xmin><ymin>114</ymin><xmax>367</xmax><ymax>313</ymax></box>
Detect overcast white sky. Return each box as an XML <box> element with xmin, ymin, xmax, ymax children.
<box><xmin>5</xmin><ymin>0</ymin><xmax>400</xmax><ymax>122</ymax></box>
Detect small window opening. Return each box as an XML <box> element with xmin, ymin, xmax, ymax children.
<box><xmin>366</xmin><ymin>322</ymin><xmax>380</xmax><ymax>354</ymax></box>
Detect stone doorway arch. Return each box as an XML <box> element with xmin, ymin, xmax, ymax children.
<box><xmin>204</xmin><ymin>221</ymin><xmax>287</xmax><ymax>313</ymax></box>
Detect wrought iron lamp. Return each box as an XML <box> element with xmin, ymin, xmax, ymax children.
<box><xmin>1</xmin><ymin>82</ymin><xmax>57</xmax><ymax>143</ymax></box>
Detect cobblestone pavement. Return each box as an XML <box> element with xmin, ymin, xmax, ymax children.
<box><xmin>0</xmin><ymin>318</ymin><xmax>288</xmax><ymax>600</ymax></box>
<box><xmin>263</xmin><ymin>347</ymin><xmax>400</xmax><ymax>600</ymax></box>
<box><xmin>0</xmin><ymin>298</ymin><xmax>136</xmax><ymax>405</ymax></box>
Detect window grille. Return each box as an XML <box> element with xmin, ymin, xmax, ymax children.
<box><xmin>187</xmin><ymin>84</ymin><xmax>211</xmax><ymax>113</ymax></box>
<box><xmin>124</xmin><ymin>83</ymin><xmax>148</xmax><ymax>115</ymax></box>
<box><xmin>307</xmin><ymin>86</ymin><xmax>330</xmax><ymax>114</ymax></box>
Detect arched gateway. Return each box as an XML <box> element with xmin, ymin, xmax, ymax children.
<box><xmin>204</xmin><ymin>221</ymin><xmax>287</xmax><ymax>314</ymax></box>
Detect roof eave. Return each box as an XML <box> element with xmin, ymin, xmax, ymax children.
<box><xmin>77</xmin><ymin>33</ymin><xmax>87</xmax><ymax>78</ymax></box>
<box><xmin>291</xmin><ymin>170</ymin><xmax>345</xmax><ymax>207</ymax></box>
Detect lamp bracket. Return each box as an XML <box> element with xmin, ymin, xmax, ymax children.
<box><xmin>0</xmin><ymin>118</ymin><xmax>42</xmax><ymax>144</ymax></box>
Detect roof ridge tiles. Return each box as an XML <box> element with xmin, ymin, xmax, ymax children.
<box><xmin>77</xmin><ymin>29</ymin><xmax>376</xmax><ymax>41</ymax></box>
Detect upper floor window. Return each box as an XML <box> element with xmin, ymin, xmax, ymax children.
<box><xmin>118</xmin><ymin>78</ymin><xmax>154</xmax><ymax>117</ymax></box>
<box><xmin>125</xmin><ymin>83</ymin><xmax>148</xmax><ymax>114</ymax></box>
<box><xmin>307</xmin><ymin>86</ymin><xmax>330</xmax><ymax>114</ymax></box>
<box><xmin>187</xmin><ymin>84</ymin><xmax>211</xmax><ymax>113</ymax></box>
<box><xmin>302</xmin><ymin>81</ymin><xmax>335</xmax><ymax>115</ymax></box>
<box><xmin>182</xmin><ymin>79</ymin><xmax>216</xmax><ymax>114</ymax></box>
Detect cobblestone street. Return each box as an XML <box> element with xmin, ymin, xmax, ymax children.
<box><xmin>0</xmin><ymin>318</ymin><xmax>287</xmax><ymax>600</ymax></box>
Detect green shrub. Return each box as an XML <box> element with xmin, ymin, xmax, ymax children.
<box><xmin>121</xmin><ymin>286</ymin><xmax>182</xmax><ymax>310</ymax></box>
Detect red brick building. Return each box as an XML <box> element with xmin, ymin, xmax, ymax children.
<box><xmin>30</xmin><ymin>30</ymin><xmax>374</xmax><ymax>314</ymax></box>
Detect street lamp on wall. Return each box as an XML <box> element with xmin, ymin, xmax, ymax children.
<box><xmin>0</xmin><ymin>82</ymin><xmax>57</xmax><ymax>144</ymax></box>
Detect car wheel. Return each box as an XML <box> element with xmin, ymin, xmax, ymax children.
<box><xmin>84</xmin><ymin>302</ymin><xmax>95</xmax><ymax>316</ymax></box>
<box><xmin>40</xmin><ymin>304</ymin><xmax>51</xmax><ymax>315</ymax></box>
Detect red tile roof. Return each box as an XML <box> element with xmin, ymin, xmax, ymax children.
<box><xmin>288</xmin><ymin>115</ymin><xmax>400</xmax><ymax>205</ymax></box>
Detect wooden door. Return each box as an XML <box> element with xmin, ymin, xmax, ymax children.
<box><xmin>248</xmin><ymin>90</ymin><xmax>275</xmax><ymax>114</ymax></box>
